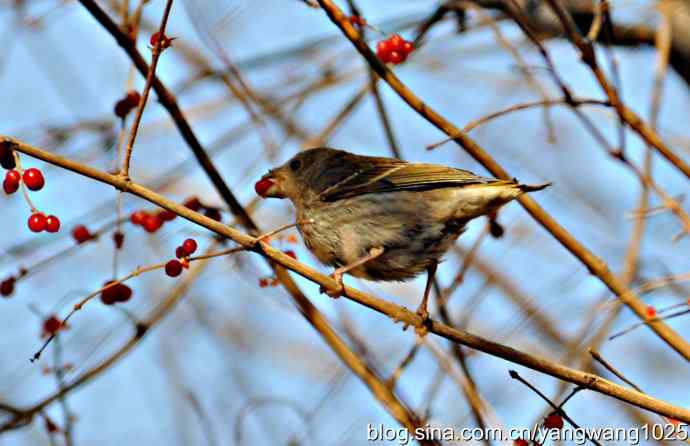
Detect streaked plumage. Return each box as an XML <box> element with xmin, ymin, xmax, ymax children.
<box><xmin>255</xmin><ymin>147</ymin><xmax>549</xmax><ymax>313</ymax></box>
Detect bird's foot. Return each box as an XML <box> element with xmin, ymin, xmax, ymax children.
<box><xmin>400</xmin><ymin>306</ymin><xmax>431</xmax><ymax>336</ymax></box>
<box><xmin>319</xmin><ymin>272</ymin><xmax>344</xmax><ymax>298</ymax></box>
<box><xmin>414</xmin><ymin>304</ymin><xmax>430</xmax><ymax>337</ymax></box>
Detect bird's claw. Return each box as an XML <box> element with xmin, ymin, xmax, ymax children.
<box><xmin>414</xmin><ymin>307</ymin><xmax>430</xmax><ymax>337</ymax></box>
<box><xmin>404</xmin><ymin>305</ymin><xmax>430</xmax><ymax>337</ymax></box>
<box><xmin>320</xmin><ymin>272</ymin><xmax>344</xmax><ymax>298</ymax></box>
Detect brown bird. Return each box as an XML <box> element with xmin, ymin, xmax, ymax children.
<box><xmin>255</xmin><ymin>148</ymin><xmax>549</xmax><ymax>323</ymax></box>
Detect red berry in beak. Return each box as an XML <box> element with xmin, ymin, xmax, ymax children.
<box><xmin>255</xmin><ymin>177</ymin><xmax>276</xmax><ymax>197</ymax></box>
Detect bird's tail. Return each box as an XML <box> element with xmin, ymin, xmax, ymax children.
<box><xmin>518</xmin><ymin>182</ymin><xmax>552</xmax><ymax>193</ymax></box>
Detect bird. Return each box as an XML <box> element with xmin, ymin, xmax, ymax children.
<box><xmin>254</xmin><ymin>147</ymin><xmax>549</xmax><ymax>326</ymax></box>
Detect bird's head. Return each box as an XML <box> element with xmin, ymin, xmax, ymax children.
<box><xmin>255</xmin><ymin>148</ymin><xmax>343</xmax><ymax>204</ymax></box>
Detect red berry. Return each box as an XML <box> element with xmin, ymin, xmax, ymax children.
<box><xmin>72</xmin><ymin>225</ymin><xmax>92</xmax><ymax>243</ymax></box>
<box><xmin>3</xmin><ymin>170</ymin><xmax>20</xmax><ymax>194</ymax></box>
<box><xmin>125</xmin><ymin>90</ymin><xmax>141</xmax><ymax>108</ymax></box>
<box><xmin>3</xmin><ymin>179</ymin><xmax>18</xmax><ymax>194</ymax></box>
<box><xmin>45</xmin><ymin>215</ymin><xmax>60</xmax><ymax>233</ymax></box>
<box><xmin>181</xmin><ymin>238</ymin><xmax>197</xmax><ymax>256</ymax></box>
<box><xmin>646</xmin><ymin>305</ymin><xmax>657</xmax><ymax>318</ymax></box>
<box><xmin>114</xmin><ymin>99</ymin><xmax>130</xmax><ymax>118</ymax></box>
<box><xmin>6</xmin><ymin>169</ymin><xmax>20</xmax><ymax>183</ymax></box>
<box><xmin>28</xmin><ymin>213</ymin><xmax>46</xmax><ymax>232</ymax></box>
<box><xmin>254</xmin><ymin>178</ymin><xmax>276</xmax><ymax>197</ymax></box>
<box><xmin>258</xmin><ymin>278</ymin><xmax>269</xmax><ymax>288</ymax></box>
<box><xmin>23</xmin><ymin>168</ymin><xmax>45</xmax><ymax>191</ymax></box>
<box><xmin>376</xmin><ymin>40</ymin><xmax>393</xmax><ymax>62</ymax></box>
<box><xmin>389</xmin><ymin>34</ymin><xmax>404</xmax><ymax>50</ymax></box>
<box><xmin>184</xmin><ymin>196</ymin><xmax>202</xmax><ymax>211</ymax></box>
<box><xmin>115</xmin><ymin>283</ymin><xmax>132</xmax><ymax>302</ymax></box>
<box><xmin>42</xmin><ymin>315</ymin><xmax>62</xmax><ymax>337</ymax></box>
<box><xmin>165</xmin><ymin>259</ymin><xmax>183</xmax><ymax>277</ymax></box>
<box><xmin>100</xmin><ymin>281</ymin><xmax>118</xmax><ymax>305</ymax></box>
<box><xmin>142</xmin><ymin>213</ymin><xmax>163</xmax><ymax>233</ymax></box>
<box><xmin>514</xmin><ymin>440</ymin><xmax>529</xmax><ymax>446</ymax></box>
<box><xmin>401</xmin><ymin>41</ymin><xmax>415</xmax><ymax>55</ymax></box>
<box><xmin>0</xmin><ymin>277</ymin><xmax>15</xmax><ymax>297</ymax></box>
<box><xmin>130</xmin><ymin>210</ymin><xmax>147</xmax><ymax>225</ymax></box>
<box><xmin>175</xmin><ymin>246</ymin><xmax>185</xmax><ymax>259</ymax></box>
<box><xmin>544</xmin><ymin>413</ymin><xmax>564</xmax><ymax>430</ymax></box>
<box><xmin>113</xmin><ymin>231</ymin><xmax>125</xmax><ymax>249</ymax></box>
<box><xmin>100</xmin><ymin>280</ymin><xmax>132</xmax><ymax>304</ymax></box>
<box><xmin>284</xmin><ymin>250</ymin><xmax>297</xmax><ymax>259</ymax></box>
<box><xmin>158</xmin><ymin>209</ymin><xmax>177</xmax><ymax>222</ymax></box>
<box><xmin>388</xmin><ymin>51</ymin><xmax>405</xmax><ymax>64</ymax></box>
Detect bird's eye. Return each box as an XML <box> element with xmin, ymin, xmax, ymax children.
<box><xmin>289</xmin><ymin>159</ymin><xmax>302</xmax><ymax>171</ymax></box>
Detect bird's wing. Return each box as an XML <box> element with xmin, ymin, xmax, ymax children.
<box><xmin>319</xmin><ymin>157</ymin><xmax>503</xmax><ymax>202</ymax></box>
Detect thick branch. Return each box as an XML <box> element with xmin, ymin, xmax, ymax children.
<box><xmin>4</xmin><ymin>135</ymin><xmax>690</xmax><ymax>423</ymax></box>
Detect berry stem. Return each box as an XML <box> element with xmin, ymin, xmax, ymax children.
<box><xmin>120</xmin><ymin>0</ymin><xmax>175</xmax><ymax>179</ymax></box>
<box><xmin>30</xmin><ymin>240</ymin><xmax>242</xmax><ymax>361</ymax></box>
<box><xmin>20</xmin><ymin>183</ymin><xmax>37</xmax><ymax>213</ymax></box>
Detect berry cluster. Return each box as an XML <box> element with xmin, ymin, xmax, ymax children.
<box><xmin>165</xmin><ymin>238</ymin><xmax>198</xmax><ymax>277</ymax></box>
<box><xmin>129</xmin><ymin>196</ymin><xmax>219</xmax><ymax>235</ymax></box>
<box><xmin>100</xmin><ymin>280</ymin><xmax>133</xmax><ymax>305</ymax></box>
<box><xmin>4</xmin><ymin>167</ymin><xmax>44</xmax><ymax>193</ymax></box>
<box><xmin>376</xmin><ymin>34</ymin><xmax>415</xmax><ymax>65</ymax></box>
<box><xmin>130</xmin><ymin>209</ymin><xmax>167</xmax><ymax>233</ymax></box>
<box><xmin>28</xmin><ymin>213</ymin><xmax>60</xmax><ymax>233</ymax></box>
<box><xmin>114</xmin><ymin>90</ymin><xmax>141</xmax><ymax>119</ymax></box>
<box><xmin>2</xmin><ymin>154</ymin><xmax>62</xmax><ymax>235</ymax></box>
<box><xmin>130</xmin><ymin>205</ymin><xmax>179</xmax><ymax>233</ymax></box>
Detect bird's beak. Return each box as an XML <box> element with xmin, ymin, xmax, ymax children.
<box><xmin>255</xmin><ymin>171</ymin><xmax>285</xmax><ymax>198</ymax></box>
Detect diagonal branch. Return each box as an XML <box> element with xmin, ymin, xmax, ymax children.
<box><xmin>4</xmin><ymin>135</ymin><xmax>690</xmax><ymax>423</ymax></box>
